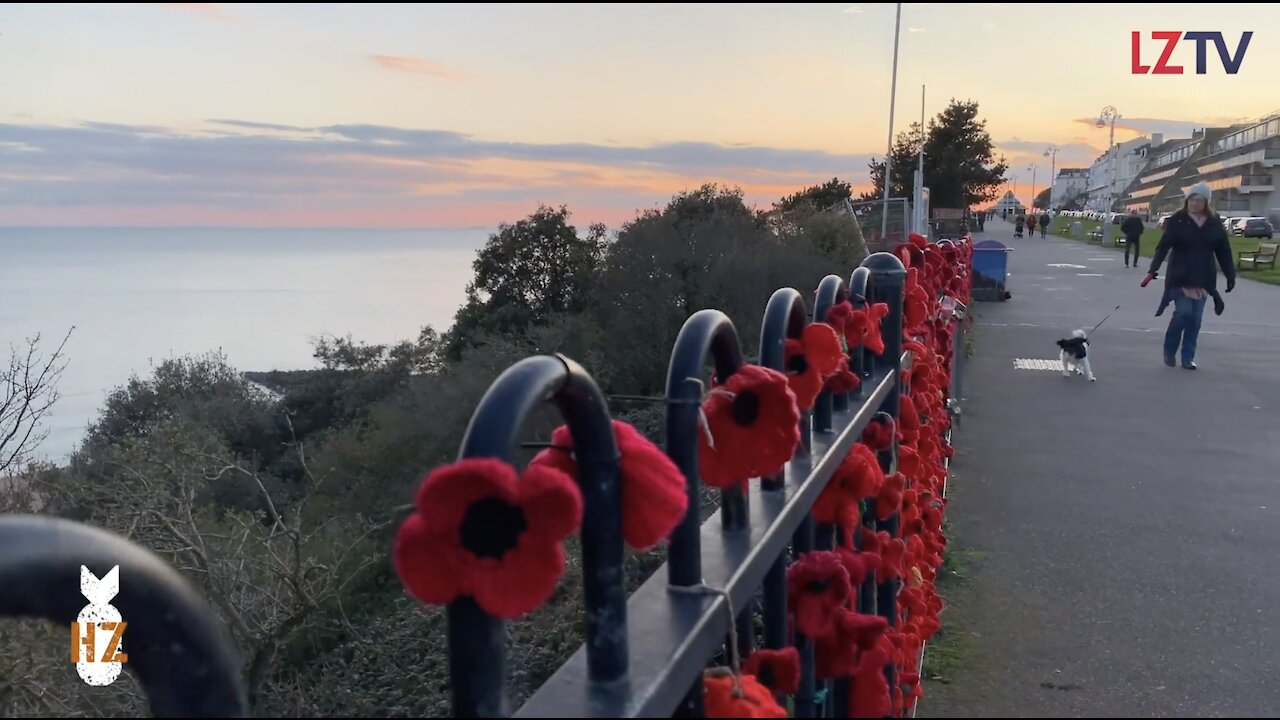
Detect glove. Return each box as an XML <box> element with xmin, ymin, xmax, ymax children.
<box><xmin>1226</xmin><ymin>276</ymin><xmax>1236</xmax><ymax>293</ymax></box>
<box><xmin>1141</xmin><ymin>273</ymin><xmax>1157</xmax><ymax>288</ymax></box>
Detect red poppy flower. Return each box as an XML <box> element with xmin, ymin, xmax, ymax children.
<box><xmin>876</xmin><ymin>472</ymin><xmax>906</xmax><ymax>521</ymax></box>
<box><xmin>908</xmin><ymin>232</ymin><xmax>928</xmax><ymax>249</ymax></box>
<box><xmin>849</xmin><ymin>642</ymin><xmax>893</xmax><ymax>718</ymax></box>
<box><xmin>898</xmin><ymin>443</ymin><xmax>920</xmax><ymax>480</ymax></box>
<box><xmin>835</xmin><ymin>545</ymin><xmax>873</xmax><ymax>587</ymax></box>
<box><xmin>825</xmin><ymin>356</ymin><xmax>862</xmax><ymax>394</ymax></box>
<box><xmin>394</xmin><ymin>457</ymin><xmax>582</xmax><ymax>619</ymax></box>
<box><xmin>824</xmin><ymin>300</ymin><xmax>856</xmax><ymax>344</ymax></box>
<box><xmin>530</xmin><ymin>419</ymin><xmax>687</xmax><ymax>551</ymax></box>
<box><xmin>787</xmin><ymin>550</ymin><xmax>851</xmax><ymax>638</ymax></box>
<box><xmin>698</xmin><ymin>364</ymin><xmax>802</xmax><ymax>489</ymax></box>
<box><xmin>784</xmin><ymin>323</ymin><xmax>845</xmax><ymax>411</ymax></box>
<box><xmin>861</xmin><ymin>415</ymin><xmax>895</xmax><ymax>451</ymax></box>
<box><xmin>704</xmin><ymin>670</ymin><xmax>789</xmax><ymax>718</ymax></box>
<box><xmin>743</xmin><ymin>647</ymin><xmax>800</xmax><ymax>695</ymax></box>
<box><xmin>846</xmin><ymin>303</ymin><xmax>889</xmax><ymax>355</ymax></box>
<box><xmin>897</xmin><ymin>394</ymin><xmax>922</xmax><ymax>446</ymax></box>
<box><xmin>815</xmin><ymin>608</ymin><xmax>889</xmax><ymax>679</ymax></box>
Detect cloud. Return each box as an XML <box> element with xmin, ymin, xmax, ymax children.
<box><xmin>0</xmin><ymin>120</ymin><xmax>875</xmax><ymax>227</ymax></box>
<box><xmin>842</xmin><ymin>5</ymin><xmax>864</xmax><ymax>13</ymax></box>
<box><xmin>369</xmin><ymin>54</ymin><xmax>461</xmax><ymax>80</ymax></box>
<box><xmin>908</xmin><ymin>27</ymin><xmax>928</xmax><ymax>33</ymax></box>
<box><xmin>161</xmin><ymin>3</ymin><xmax>234</xmax><ymax>21</ymax></box>
<box><xmin>1071</xmin><ymin>115</ymin><xmax>1207</xmax><ymax>139</ymax></box>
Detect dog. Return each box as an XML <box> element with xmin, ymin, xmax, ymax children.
<box><xmin>1055</xmin><ymin>329</ymin><xmax>1095</xmax><ymax>381</ymax></box>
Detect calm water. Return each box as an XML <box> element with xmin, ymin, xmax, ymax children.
<box><xmin>0</xmin><ymin>227</ymin><xmax>489</xmax><ymax>461</ymax></box>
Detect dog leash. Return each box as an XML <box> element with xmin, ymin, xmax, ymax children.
<box><xmin>1087</xmin><ymin>305</ymin><xmax>1121</xmax><ymax>337</ymax></box>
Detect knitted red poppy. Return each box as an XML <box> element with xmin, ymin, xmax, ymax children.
<box><xmin>703</xmin><ymin>670</ymin><xmax>789</xmax><ymax>718</ymax></box>
<box><xmin>784</xmin><ymin>323</ymin><xmax>845</xmax><ymax>411</ymax></box>
<box><xmin>849</xmin><ymin>641</ymin><xmax>893</xmax><ymax>718</ymax></box>
<box><xmin>787</xmin><ymin>550</ymin><xmax>852</xmax><ymax>638</ymax></box>
<box><xmin>813</xmin><ymin>441</ymin><xmax>884</xmax><ymax>526</ymax></box>
<box><xmin>875</xmin><ymin>472</ymin><xmax>905</xmax><ymax>521</ymax></box>
<box><xmin>897</xmin><ymin>394</ymin><xmax>921</xmax><ymax>446</ymax></box>
<box><xmin>743</xmin><ymin>647</ymin><xmax>800</xmax><ymax>695</ymax></box>
<box><xmin>861</xmin><ymin>415</ymin><xmax>895</xmax><ymax>451</ymax></box>
<box><xmin>698</xmin><ymin>364</ymin><xmax>802</xmax><ymax>489</ymax></box>
<box><xmin>826</xmin><ymin>356</ymin><xmax>862</xmax><ymax>394</ymax></box>
<box><xmin>846</xmin><ymin>303</ymin><xmax>889</xmax><ymax>355</ymax></box>
<box><xmin>815</xmin><ymin>608</ymin><xmax>889</xmax><ymax>679</ymax></box>
<box><xmin>835</xmin><ymin>545</ymin><xmax>873</xmax><ymax>587</ymax></box>
<box><xmin>824</xmin><ymin>300</ymin><xmax>857</xmax><ymax>344</ymax></box>
<box><xmin>530</xmin><ymin>419</ymin><xmax>687</xmax><ymax>551</ymax></box>
<box><xmin>394</xmin><ymin>458</ymin><xmax>582</xmax><ymax>619</ymax></box>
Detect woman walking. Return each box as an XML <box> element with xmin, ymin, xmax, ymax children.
<box><xmin>1142</xmin><ymin>183</ymin><xmax>1236</xmax><ymax>370</ymax></box>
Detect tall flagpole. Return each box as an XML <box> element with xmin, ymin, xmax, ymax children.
<box><xmin>917</xmin><ymin>83</ymin><xmax>925</xmax><ymax>233</ymax></box>
<box><xmin>880</xmin><ymin>2</ymin><xmax>903</xmax><ymax>244</ymax></box>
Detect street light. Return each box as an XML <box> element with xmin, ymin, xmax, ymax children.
<box><xmin>1044</xmin><ymin>146</ymin><xmax>1059</xmax><ymax>209</ymax></box>
<box><xmin>1097</xmin><ymin>106</ymin><xmax>1120</xmax><ymax>247</ymax></box>
<box><xmin>1027</xmin><ymin>164</ymin><xmax>1037</xmax><ymax>210</ymax></box>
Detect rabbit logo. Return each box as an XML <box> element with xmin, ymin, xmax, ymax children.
<box><xmin>70</xmin><ymin>565</ymin><xmax>128</xmax><ymax>686</ymax></box>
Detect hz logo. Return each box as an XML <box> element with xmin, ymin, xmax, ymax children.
<box><xmin>70</xmin><ymin>565</ymin><xmax>128</xmax><ymax>686</ymax></box>
<box><xmin>1132</xmin><ymin>31</ymin><xmax>1253</xmax><ymax>74</ymax></box>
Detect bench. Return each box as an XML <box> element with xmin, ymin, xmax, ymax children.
<box><xmin>1238</xmin><ymin>242</ymin><xmax>1278</xmax><ymax>271</ymax></box>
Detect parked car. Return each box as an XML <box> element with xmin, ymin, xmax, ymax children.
<box><xmin>1242</xmin><ymin>218</ymin><xmax>1274</xmax><ymax>239</ymax></box>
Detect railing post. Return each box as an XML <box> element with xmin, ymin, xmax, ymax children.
<box><xmin>664</xmin><ymin>310</ymin><xmax>746</xmax><ymax>718</ymax></box>
<box><xmin>811</xmin><ymin>274</ymin><xmax>845</xmax><ymax>436</ymax></box>
<box><xmin>863</xmin><ymin>251</ymin><xmax>907</xmax><ymax>709</ymax></box>
<box><xmin>449</xmin><ymin>354</ymin><xmax>626</xmax><ymax>717</ymax></box>
<box><xmin>848</xmin><ymin>266</ymin><xmax>873</xmax><ymax>394</ymax></box>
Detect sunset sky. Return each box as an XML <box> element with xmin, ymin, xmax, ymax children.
<box><xmin>2</xmin><ymin>3</ymin><xmax>1276</xmax><ymax>228</ymax></box>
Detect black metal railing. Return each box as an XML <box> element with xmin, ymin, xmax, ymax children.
<box><xmin>0</xmin><ymin>241</ymin><xmax>972</xmax><ymax>720</ymax></box>
<box><xmin>0</xmin><ymin>515</ymin><xmax>249</xmax><ymax>717</ymax></box>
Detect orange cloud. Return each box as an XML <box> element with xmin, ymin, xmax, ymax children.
<box><xmin>162</xmin><ymin>3</ymin><xmax>234</xmax><ymax>21</ymax></box>
<box><xmin>369</xmin><ymin>54</ymin><xmax>461</xmax><ymax>80</ymax></box>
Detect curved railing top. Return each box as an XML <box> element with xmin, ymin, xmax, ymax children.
<box><xmin>759</xmin><ymin>287</ymin><xmax>808</xmax><ymax>372</ymax></box>
<box><xmin>0</xmin><ymin>515</ymin><xmax>249</xmax><ymax>718</ymax></box>
<box><xmin>450</xmin><ymin>353</ymin><xmax>626</xmax><ymax>716</ymax></box>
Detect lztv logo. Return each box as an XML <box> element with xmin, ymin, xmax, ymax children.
<box><xmin>1131</xmin><ymin>31</ymin><xmax>1254</xmax><ymax>75</ymax></box>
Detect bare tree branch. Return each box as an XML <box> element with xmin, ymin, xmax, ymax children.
<box><xmin>0</xmin><ymin>327</ymin><xmax>74</xmax><ymax>476</ymax></box>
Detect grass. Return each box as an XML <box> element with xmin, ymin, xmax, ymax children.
<box><xmin>1047</xmin><ymin>216</ymin><xmax>1280</xmax><ymax>285</ymax></box>
<box><xmin>921</xmin><ymin>543</ymin><xmax>985</xmax><ymax>685</ymax></box>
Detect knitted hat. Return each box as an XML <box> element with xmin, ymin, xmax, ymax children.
<box><xmin>1185</xmin><ymin>182</ymin><xmax>1213</xmax><ymax>203</ymax></box>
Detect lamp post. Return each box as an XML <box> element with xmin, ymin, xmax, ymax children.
<box><xmin>1097</xmin><ymin>106</ymin><xmax>1120</xmax><ymax>247</ymax></box>
<box><xmin>1027</xmin><ymin>164</ymin><xmax>1037</xmax><ymax>211</ymax></box>
<box><xmin>880</xmin><ymin>2</ymin><xmax>903</xmax><ymax>244</ymax></box>
<box><xmin>1044</xmin><ymin>146</ymin><xmax>1059</xmax><ymax>210</ymax></box>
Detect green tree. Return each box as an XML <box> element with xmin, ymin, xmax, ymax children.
<box><xmin>921</xmin><ymin>99</ymin><xmax>1008</xmax><ymax>207</ymax></box>
<box><xmin>446</xmin><ymin>205</ymin><xmax>607</xmax><ymax>355</ymax></box>
<box><xmin>777</xmin><ymin>177</ymin><xmax>854</xmax><ymax>213</ymax></box>
<box><xmin>1034</xmin><ymin>187</ymin><xmax>1051</xmax><ymax>209</ymax></box>
<box><xmin>860</xmin><ymin>122</ymin><xmax>925</xmax><ymax>203</ymax></box>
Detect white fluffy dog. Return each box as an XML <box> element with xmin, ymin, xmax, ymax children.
<box><xmin>1055</xmin><ymin>329</ymin><xmax>1095</xmax><ymax>381</ymax></box>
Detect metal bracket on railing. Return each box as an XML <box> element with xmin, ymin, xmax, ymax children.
<box><xmin>0</xmin><ymin>515</ymin><xmax>249</xmax><ymax>718</ymax></box>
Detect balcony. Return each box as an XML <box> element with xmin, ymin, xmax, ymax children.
<box><xmin>1265</xmin><ymin>148</ymin><xmax>1280</xmax><ymax>167</ymax></box>
<box><xmin>1240</xmin><ymin>174</ymin><xmax>1274</xmax><ymax>192</ymax></box>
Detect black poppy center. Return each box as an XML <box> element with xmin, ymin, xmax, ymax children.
<box><xmin>731</xmin><ymin>390</ymin><xmax>761</xmax><ymax>426</ymax></box>
<box><xmin>460</xmin><ymin>497</ymin><xmax>527</xmax><ymax>559</ymax></box>
<box><xmin>787</xmin><ymin>353</ymin><xmax>809</xmax><ymax>375</ymax></box>
<box><xmin>805</xmin><ymin>578</ymin><xmax>830</xmax><ymax>595</ymax></box>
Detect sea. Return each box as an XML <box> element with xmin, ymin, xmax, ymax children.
<box><xmin>0</xmin><ymin>226</ymin><xmax>490</xmax><ymax>462</ymax></box>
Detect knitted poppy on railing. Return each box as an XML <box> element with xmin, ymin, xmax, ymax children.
<box><xmin>824</xmin><ymin>300</ymin><xmax>856</xmax><ymax>345</ymax></box>
<box><xmin>529</xmin><ymin>419</ymin><xmax>686</xmax><ymax>551</ymax></box>
<box><xmin>703</xmin><ymin>669</ymin><xmax>789</xmax><ymax>718</ymax></box>
<box><xmin>875</xmin><ymin>472</ymin><xmax>906</xmax><ymax>522</ymax></box>
<box><xmin>815</xmin><ymin>608</ymin><xmax>889</xmax><ymax>679</ymax></box>
<box><xmin>825</xmin><ymin>356</ymin><xmax>862</xmax><ymax>394</ymax></box>
<box><xmin>787</xmin><ymin>550</ymin><xmax>852</xmax><ymax>638</ymax></box>
<box><xmin>783</xmin><ymin>323</ymin><xmax>845</xmax><ymax>411</ymax></box>
<box><xmin>849</xmin><ymin>636</ymin><xmax>893</xmax><ymax>718</ymax></box>
<box><xmin>743</xmin><ymin>648</ymin><xmax>801</xmax><ymax>696</ymax></box>
<box><xmin>861</xmin><ymin>414</ymin><xmax>895</xmax><ymax>451</ymax></box>
<box><xmin>904</xmin><ymin>269</ymin><xmax>932</xmax><ymax>334</ymax></box>
<box><xmin>813</xmin><ymin>441</ymin><xmax>884</xmax><ymax>526</ymax></box>
<box><xmin>698</xmin><ymin>364</ymin><xmax>802</xmax><ymax>489</ymax></box>
<box><xmin>897</xmin><ymin>393</ymin><xmax>922</xmax><ymax>446</ymax></box>
<box><xmin>845</xmin><ymin>303</ymin><xmax>890</xmax><ymax>355</ymax></box>
<box><xmin>394</xmin><ymin>457</ymin><xmax>582</xmax><ymax>619</ymax></box>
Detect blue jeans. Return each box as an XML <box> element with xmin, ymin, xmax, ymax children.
<box><xmin>1164</xmin><ymin>294</ymin><xmax>1207</xmax><ymax>364</ymax></box>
